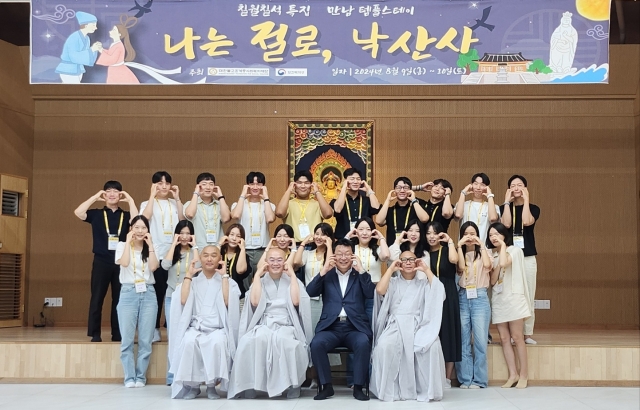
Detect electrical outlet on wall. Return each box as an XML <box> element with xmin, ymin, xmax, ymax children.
<box><xmin>534</xmin><ymin>299</ymin><xmax>551</xmax><ymax>309</ymax></box>
<box><xmin>56</xmin><ymin>298</ymin><xmax>63</xmax><ymax>307</ymax></box>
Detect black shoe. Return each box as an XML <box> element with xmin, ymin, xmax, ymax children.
<box><xmin>353</xmin><ymin>385</ymin><xmax>369</xmax><ymax>401</ymax></box>
<box><xmin>313</xmin><ymin>384</ymin><xmax>334</xmax><ymax>400</ymax></box>
<box><xmin>91</xmin><ymin>335</ymin><xmax>102</xmax><ymax>342</ymax></box>
<box><xmin>112</xmin><ymin>336</ymin><xmax>122</xmax><ymax>342</ymax></box>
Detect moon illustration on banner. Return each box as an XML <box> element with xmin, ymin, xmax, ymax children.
<box><xmin>575</xmin><ymin>0</ymin><xmax>610</xmax><ymax>21</ymax></box>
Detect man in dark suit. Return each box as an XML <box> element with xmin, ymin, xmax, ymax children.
<box><xmin>306</xmin><ymin>238</ymin><xmax>376</xmax><ymax>401</ymax></box>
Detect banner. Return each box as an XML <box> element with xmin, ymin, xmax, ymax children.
<box><xmin>30</xmin><ymin>0</ymin><xmax>611</xmax><ymax>85</ymax></box>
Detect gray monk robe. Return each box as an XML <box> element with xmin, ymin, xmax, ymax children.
<box><xmin>228</xmin><ymin>273</ymin><xmax>312</xmax><ymax>398</ymax></box>
<box><xmin>169</xmin><ymin>274</ymin><xmax>241</xmax><ymax>398</ymax></box>
<box><xmin>370</xmin><ymin>274</ymin><xmax>446</xmax><ymax>402</ymax></box>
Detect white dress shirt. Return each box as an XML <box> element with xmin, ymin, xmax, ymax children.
<box><xmin>337</xmin><ymin>267</ymin><xmax>352</xmax><ymax>317</ymax></box>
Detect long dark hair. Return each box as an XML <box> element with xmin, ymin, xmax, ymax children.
<box><xmin>350</xmin><ymin>217</ymin><xmax>380</xmax><ymax>261</ymax></box>
<box><xmin>399</xmin><ymin>219</ymin><xmax>427</xmax><ymax>257</ymax></box>
<box><xmin>459</xmin><ymin>221</ymin><xmax>481</xmax><ymax>261</ymax></box>
<box><xmin>486</xmin><ymin>222</ymin><xmax>514</xmax><ymax>249</ymax></box>
<box><xmin>308</xmin><ymin>222</ymin><xmax>334</xmax><ymax>265</ymax></box>
<box><xmin>171</xmin><ymin>220</ymin><xmax>195</xmax><ymax>266</ymax></box>
<box><xmin>425</xmin><ymin>221</ymin><xmax>446</xmax><ymax>249</ymax></box>
<box><xmin>273</xmin><ymin>223</ymin><xmax>294</xmax><ymax>240</ymax></box>
<box><xmin>221</xmin><ymin>223</ymin><xmax>245</xmax><ymax>257</ymax></box>
<box><xmin>129</xmin><ymin>215</ymin><xmax>150</xmax><ymax>262</ymax></box>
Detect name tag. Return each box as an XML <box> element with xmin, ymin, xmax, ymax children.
<box><xmin>298</xmin><ymin>222</ymin><xmax>310</xmax><ymax>238</ymax></box>
<box><xmin>494</xmin><ymin>278</ymin><xmax>504</xmax><ymax>294</ymax></box>
<box><xmin>108</xmin><ymin>235</ymin><xmax>118</xmax><ymax>251</ymax></box>
<box><xmin>163</xmin><ymin>230</ymin><xmax>173</xmax><ymax>241</ymax></box>
<box><xmin>206</xmin><ymin>229</ymin><xmax>217</xmax><ymax>243</ymax></box>
<box><xmin>250</xmin><ymin>232</ymin><xmax>262</xmax><ymax>246</ymax></box>
<box><xmin>134</xmin><ymin>279</ymin><xmax>147</xmax><ymax>293</ymax></box>
<box><xmin>466</xmin><ymin>285</ymin><xmax>478</xmax><ymax>299</ymax></box>
<box><xmin>349</xmin><ymin>221</ymin><xmax>357</xmax><ymax>231</ymax></box>
<box><xmin>513</xmin><ymin>235</ymin><xmax>525</xmax><ymax>249</ymax></box>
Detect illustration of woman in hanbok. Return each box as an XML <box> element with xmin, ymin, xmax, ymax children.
<box><xmin>96</xmin><ymin>15</ymin><xmax>140</xmax><ymax>84</ymax></box>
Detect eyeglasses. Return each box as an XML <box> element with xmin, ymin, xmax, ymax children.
<box><xmin>395</xmin><ymin>185</ymin><xmax>410</xmax><ymax>191</ymax></box>
<box><xmin>335</xmin><ymin>254</ymin><xmax>352</xmax><ymax>259</ymax></box>
<box><xmin>267</xmin><ymin>258</ymin><xmax>284</xmax><ymax>263</ymax></box>
<box><xmin>400</xmin><ymin>257</ymin><xmax>417</xmax><ymax>263</ymax></box>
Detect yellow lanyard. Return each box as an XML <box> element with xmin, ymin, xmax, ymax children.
<box><xmin>176</xmin><ymin>250</ymin><xmax>190</xmax><ymax>279</ymax></box>
<box><xmin>430</xmin><ymin>205</ymin><xmax>439</xmax><ymax>222</ymax></box>
<box><xmin>103</xmin><ymin>210</ymin><xmax>123</xmax><ymax>236</ymax></box>
<box><xmin>393</xmin><ymin>205</ymin><xmax>411</xmax><ymax>232</ymax></box>
<box><xmin>294</xmin><ymin>198</ymin><xmax>310</xmax><ymax>222</ymax></box>
<box><xmin>131</xmin><ymin>243</ymin><xmax>145</xmax><ymax>280</ymax></box>
<box><xmin>512</xmin><ymin>203</ymin><xmax>524</xmax><ymax>235</ymax></box>
<box><xmin>225</xmin><ymin>253</ymin><xmax>237</xmax><ymax>275</ymax></box>
<box><xmin>346</xmin><ymin>196</ymin><xmax>363</xmax><ymax>222</ymax></box>
<box><xmin>310</xmin><ymin>250</ymin><xmax>318</xmax><ymax>279</ymax></box>
<box><xmin>435</xmin><ymin>247</ymin><xmax>442</xmax><ymax>277</ymax></box>
<box><xmin>464</xmin><ymin>256</ymin><xmax>478</xmax><ymax>286</ymax></box>
<box><xmin>467</xmin><ymin>201</ymin><xmax>485</xmax><ymax>225</ymax></box>
<box><xmin>357</xmin><ymin>245</ymin><xmax>371</xmax><ymax>272</ymax></box>
<box><xmin>200</xmin><ymin>201</ymin><xmax>218</xmax><ymax>229</ymax></box>
<box><xmin>247</xmin><ymin>200</ymin><xmax>263</xmax><ymax>233</ymax></box>
<box><xmin>155</xmin><ymin>199</ymin><xmax>173</xmax><ymax>231</ymax></box>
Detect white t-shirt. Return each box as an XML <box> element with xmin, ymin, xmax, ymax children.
<box><xmin>183</xmin><ymin>198</ymin><xmax>223</xmax><ymax>249</ymax></box>
<box><xmin>456</xmin><ymin>200</ymin><xmax>501</xmax><ymax>244</ymax></box>
<box><xmin>355</xmin><ymin>244</ymin><xmax>382</xmax><ymax>282</ymax></box>
<box><xmin>140</xmin><ymin>198</ymin><xmax>180</xmax><ymax>261</ymax></box>
<box><xmin>115</xmin><ymin>242</ymin><xmax>155</xmax><ymax>284</ymax></box>
<box><xmin>231</xmin><ymin>200</ymin><xmax>276</xmax><ymax>249</ymax></box>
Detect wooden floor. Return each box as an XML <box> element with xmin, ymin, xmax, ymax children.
<box><xmin>0</xmin><ymin>327</ymin><xmax>638</xmax><ymax>386</ymax></box>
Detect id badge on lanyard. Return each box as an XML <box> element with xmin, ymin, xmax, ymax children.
<box><xmin>513</xmin><ymin>235</ymin><xmax>525</xmax><ymax>249</ymax></box>
<box><xmin>350</xmin><ymin>221</ymin><xmax>357</xmax><ymax>231</ymax></box>
<box><xmin>163</xmin><ymin>230</ymin><xmax>173</xmax><ymax>242</ymax></box>
<box><xmin>298</xmin><ymin>222</ymin><xmax>310</xmax><ymax>238</ymax></box>
<box><xmin>466</xmin><ymin>285</ymin><xmax>478</xmax><ymax>299</ymax></box>
<box><xmin>134</xmin><ymin>278</ymin><xmax>147</xmax><ymax>293</ymax></box>
<box><xmin>108</xmin><ymin>235</ymin><xmax>119</xmax><ymax>251</ymax></box>
<box><xmin>206</xmin><ymin>229</ymin><xmax>217</xmax><ymax>243</ymax></box>
<box><xmin>493</xmin><ymin>278</ymin><xmax>504</xmax><ymax>294</ymax></box>
<box><xmin>250</xmin><ymin>232</ymin><xmax>262</xmax><ymax>246</ymax></box>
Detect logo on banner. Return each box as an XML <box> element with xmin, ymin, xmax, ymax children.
<box><xmin>208</xmin><ymin>67</ymin><xmax>270</xmax><ymax>76</ymax></box>
<box><xmin>276</xmin><ymin>68</ymin><xmax>308</xmax><ymax>77</ymax></box>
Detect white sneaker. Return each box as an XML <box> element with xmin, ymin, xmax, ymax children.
<box><xmin>184</xmin><ymin>386</ymin><xmax>200</xmax><ymax>400</ymax></box>
<box><xmin>125</xmin><ymin>381</ymin><xmax>135</xmax><ymax>388</ymax></box>
<box><xmin>287</xmin><ymin>386</ymin><xmax>301</xmax><ymax>399</ymax></box>
<box><xmin>206</xmin><ymin>386</ymin><xmax>220</xmax><ymax>399</ymax></box>
<box><xmin>459</xmin><ymin>384</ymin><xmax>469</xmax><ymax>389</ymax></box>
<box><xmin>309</xmin><ymin>379</ymin><xmax>318</xmax><ymax>389</ymax></box>
<box><xmin>134</xmin><ymin>381</ymin><xmax>145</xmax><ymax>388</ymax></box>
<box><xmin>469</xmin><ymin>384</ymin><xmax>481</xmax><ymax>389</ymax></box>
<box><xmin>525</xmin><ymin>337</ymin><xmax>537</xmax><ymax>345</ymax></box>
<box><xmin>152</xmin><ymin>329</ymin><xmax>161</xmax><ymax>343</ymax></box>
<box><xmin>445</xmin><ymin>379</ymin><xmax>452</xmax><ymax>389</ymax></box>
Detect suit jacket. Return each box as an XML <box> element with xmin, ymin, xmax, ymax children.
<box><xmin>306</xmin><ymin>267</ymin><xmax>376</xmax><ymax>338</ymax></box>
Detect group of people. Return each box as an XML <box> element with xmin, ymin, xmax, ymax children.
<box><xmin>75</xmin><ymin>168</ymin><xmax>540</xmax><ymax>400</ymax></box>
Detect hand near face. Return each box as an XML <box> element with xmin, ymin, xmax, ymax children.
<box><xmin>241</xmin><ymin>185</ymin><xmax>250</xmax><ymax>197</ymax></box>
<box><xmin>119</xmin><ymin>191</ymin><xmax>133</xmax><ymax>202</ymax></box>
<box><xmin>386</xmin><ymin>189</ymin><xmax>397</xmax><ymax>202</ymax></box>
<box><xmin>218</xmin><ymin>236</ymin><xmax>228</xmax><ymax>246</ymax></box>
<box><xmin>311</xmin><ymin>182</ymin><xmax>320</xmax><ymax>194</ymax></box>
<box><xmin>444</xmin><ymin>187</ymin><xmax>452</xmax><ymax>196</ymax></box>
<box><xmin>94</xmin><ymin>190</ymin><xmax>106</xmax><ymax>201</ymax></box>
<box><xmin>301</xmin><ymin>234</ymin><xmax>314</xmax><ymax>246</ymax></box>
<box><xmin>126</xmin><ymin>230</ymin><xmax>134</xmax><ymax>242</ymax></box>
<box><xmin>521</xmin><ymin>187</ymin><xmax>530</xmax><ymax>201</ymax></box>
<box><xmin>423</xmin><ymin>182</ymin><xmax>434</xmax><ymax>192</ymax></box>
<box><xmin>438</xmin><ymin>232</ymin><xmax>452</xmax><ymax>243</ymax></box>
<box><xmin>170</xmin><ymin>185</ymin><xmax>180</xmax><ymax>199</ymax></box>
<box><xmin>282</xmin><ymin>262</ymin><xmax>295</xmax><ymax>278</ymax></box>
<box><xmin>143</xmin><ymin>233</ymin><xmax>153</xmax><ymax>246</ymax></box>
<box><xmin>391</xmin><ymin>259</ymin><xmax>403</xmax><ymax>270</ymax></box>
<box><xmin>505</xmin><ymin>189</ymin><xmax>514</xmax><ymax>204</ymax></box>
<box><xmin>212</xmin><ymin>186</ymin><xmax>223</xmax><ymax>199</ymax></box>
<box><xmin>150</xmin><ymin>183</ymin><xmax>159</xmax><ymax>198</ymax></box>
<box><xmin>256</xmin><ymin>262</ymin><xmax>269</xmax><ymax>278</ymax></box>
<box><xmin>172</xmin><ymin>234</ymin><xmax>180</xmax><ymax>246</ymax></box>
<box><xmin>238</xmin><ymin>238</ymin><xmax>246</xmax><ymax>249</ymax></box>
<box><xmin>351</xmin><ymin>254</ymin><xmax>364</xmax><ymax>272</ymax></box>
<box><xmin>462</xmin><ymin>184</ymin><xmax>473</xmax><ymax>196</ymax></box>
<box><xmin>322</xmin><ymin>236</ymin><xmax>333</xmax><ymax>247</ymax></box>
<box><xmin>399</xmin><ymin>231</ymin><xmax>409</xmax><ymax>243</ymax></box>
<box><xmin>345</xmin><ymin>228</ymin><xmax>357</xmax><ymax>239</ymax></box>
<box><xmin>260</xmin><ymin>186</ymin><xmax>269</xmax><ymax>199</ymax></box>
<box><xmin>187</xmin><ymin>260</ymin><xmax>202</xmax><ymax>278</ymax></box>
<box><xmin>413</xmin><ymin>258</ymin><xmax>425</xmax><ymax>273</ymax></box>
<box><xmin>359</xmin><ymin>181</ymin><xmax>370</xmax><ymax>192</ymax></box>
<box><xmin>287</xmin><ymin>181</ymin><xmax>296</xmax><ymax>194</ymax></box>
<box><xmin>189</xmin><ymin>235</ymin><xmax>197</xmax><ymax>247</ymax></box>
<box><xmin>371</xmin><ymin>229</ymin><xmax>383</xmax><ymax>240</ymax></box>
<box><xmin>483</xmin><ymin>186</ymin><xmax>493</xmax><ymax>199</ymax></box>
<box><xmin>320</xmin><ymin>255</ymin><xmax>336</xmax><ymax>275</ymax></box>
<box><xmin>194</xmin><ymin>184</ymin><xmax>204</xmax><ymax>196</ymax></box>
<box><xmin>408</xmin><ymin>190</ymin><xmax>417</xmax><ymax>201</ymax></box>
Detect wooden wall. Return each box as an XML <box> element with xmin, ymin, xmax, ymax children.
<box><xmin>11</xmin><ymin>44</ymin><xmax>640</xmax><ymax>328</ymax></box>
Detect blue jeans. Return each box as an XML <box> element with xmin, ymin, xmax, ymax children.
<box><xmin>165</xmin><ymin>295</ymin><xmax>174</xmax><ymax>385</ymax></box>
<box><xmin>455</xmin><ymin>287</ymin><xmax>490</xmax><ymax>387</ymax></box>
<box><xmin>117</xmin><ymin>284</ymin><xmax>158</xmax><ymax>385</ymax></box>
<box><xmin>346</xmin><ymin>298</ymin><xmax>374</xmax><ymax>386</ymax></box>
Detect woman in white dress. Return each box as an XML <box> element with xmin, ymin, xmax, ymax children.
<box><xmin>487</xmin><ymin>222</ymin><xmax>531</xmax><ymax>389</ymax></box>
<box><xmin>388</xmin><ymin>218</ymin><xmax>429</xmax><ymax>266</ymax></box>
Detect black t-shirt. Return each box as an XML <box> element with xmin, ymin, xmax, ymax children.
<box><xmin>331</xmin><ymin>193</ymin><xmax>380</xmax><ymax>239</ymax></box>
<box><xmin>425</xmin><ymin>199</ymin><xmax>453</xmax><ymax>232</ymax></box>
<box><xmin>223</xmin><ymin>251</ymin><xmax>253</xmax><ymax>299</ymax></box>
<box><xmin>499</xmin><ymin>203</ymin><xmax>540</xmax><ymax>257</ymax></box>
<box><xmin>384</xmin><ymin>198</ymin><xmax>428</xmax><ymax>245</ymax></box>
<box><xmin>84</xmin><ymin>207</ymin><xmax>131</xmax><ymax>264</ymax></box>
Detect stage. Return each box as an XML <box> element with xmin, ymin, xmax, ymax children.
<box><xmin>0</xmin><ymin>327</ymin><xmax>638</xmax><ymax>386</ymax></box>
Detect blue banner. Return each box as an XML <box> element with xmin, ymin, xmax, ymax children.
<box><xmin>30</xmin><ymin>0</ymin><xmax>611</xmax><ymax>85</ymax></box>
